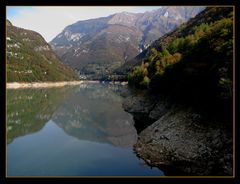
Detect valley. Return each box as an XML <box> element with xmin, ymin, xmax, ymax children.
<box><xmin>6</xmin><ymin>6</ymin><xmax>234</xmax><ymax>177</ymax></box>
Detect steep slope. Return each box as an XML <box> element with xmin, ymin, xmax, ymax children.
<box><xmin>50</xmin><ymin>7</ymin><xmax>204</xmax><ymax>80</ymax></box>
<box><xmin>117</xmin><ymin>9</ymin><xmax>232</xmax><ymax>74</ymax></box>
<box><xmin>128</xmin><ymin>7</ymin><xmax>233</xmax><ymax>105</ymax></box>
<box><xmin>6</xmin><ymin>21</ymin><xmax>79</xmax><ymax>82</ymax></box>
<box><xmin>123</xmin><ymin>7</ymin><xmax>233</xmax><ymax>175</ymax></box>
<box><xmin>119</xmin><ymin>7</ymin><xmax>232</xmax><ymax>74</ymax></box>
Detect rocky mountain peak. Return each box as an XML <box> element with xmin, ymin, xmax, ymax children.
<box><xmin>108</xmin><ymin>12</ymin><xmax>139</xmax><ymax>27</ymax></box>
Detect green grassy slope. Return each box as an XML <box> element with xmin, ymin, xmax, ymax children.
<box><xmin>6</xmin><ymin>21</ymin><xmax>79</xmax><ymax>82</ymax></box>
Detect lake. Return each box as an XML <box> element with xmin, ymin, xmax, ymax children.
<box><xmin>6</xmin><ymin>82</ymin><xmax>164</xmax><ymax>176</ymax></box>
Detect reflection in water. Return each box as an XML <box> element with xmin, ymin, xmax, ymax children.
<box><xmin>7</xmin><ymin>83</ymin><xmax>137</xmax><ymax>147</ymax></box>
<box><xmin>7</xmin><ymin>86</ymin><xmax>77</xmax><ymax>144</ymax></box>
<box><xmin>52</xmin><ymin>83</ymin><xmax>137</xmax><ymax>147</ymax></box>
<box><xmin>7</xmin><ymin>83</ymin><xmax>163</xmax><ymax>176</ymax></box>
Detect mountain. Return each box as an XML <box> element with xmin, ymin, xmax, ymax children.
<box><xmin>119</xmin><ymin>7</ymin><xmax>232</xmax><ymax>74</ymax></box>
<box><xmin>127</xmin><ymin>7</ymin><xmax>233</xmax><ymax>107</ymax></box>
<box><xmin>6</xmin><ymin>20</ymin><xmax>79</xmax><ymax>82</ymax></box>
<box><xmin>123</xmin><ymin>7</ymin><xmax>233</xmax><ymax>175</ymax></box>
<box><xmin>50</xmin><ymin>6</ymin><xmax>205</xmax><ymax>80</ymax></box>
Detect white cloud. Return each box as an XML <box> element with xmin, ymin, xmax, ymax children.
<box><xmin>7</xmin><ymin>6</ymin><xmax>161</xmax><ymax>42</ymax></box>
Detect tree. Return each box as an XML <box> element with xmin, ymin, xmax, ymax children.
<box><xmin>140</xmin><ymin>76</ymin><xmax>151</xmax><ymax>87</ymax></box>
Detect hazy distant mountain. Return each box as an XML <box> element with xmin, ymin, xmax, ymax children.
<box><xmin>50</xmin><ymin>6</ymin><xmax>205</xmax><ymax>80</ymax></box>
<box><xmin>6</xmin><ymin>20</ymin><xmax>78</xmax><ymax>82</ymax></box>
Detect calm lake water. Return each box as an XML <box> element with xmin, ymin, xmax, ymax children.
<box><xmin>7</xmin><ymin>83</ymin><xmax>164</xmax><ymax>176</ymax></box>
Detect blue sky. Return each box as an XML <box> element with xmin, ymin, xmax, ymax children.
<box><xmin>7</xmin><ymin>6</ymin><xmax>35</xmax><ymax>19</ymax></box>
<box><xmin>6</xmin><ymin>6</ymin><xmax>162</xmax><ymax>42</ymax></box>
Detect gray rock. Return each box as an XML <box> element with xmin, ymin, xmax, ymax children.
<box><xmin>149</xmin><ymin>101</ymin><xmax>170</xmax><ymax>120</ymax></box>
<box><xmin>122</xmin><ymin>94</ymin><xmax>156</xmax><ymax>114</ymax></box>
<box><xmin>133</xmin><ymin>105</ymin><xmax>233</xmax><ymax>176</ymax></box>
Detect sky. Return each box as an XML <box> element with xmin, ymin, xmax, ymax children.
<box><xmin>6</xmin><ymin>6</ymin><xmax>162</xmax><ymax>42</ymax></box>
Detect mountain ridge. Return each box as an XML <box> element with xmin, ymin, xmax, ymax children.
<box><xmin>50</xmin><ymin>6</ymin><xmax>205</xmax><ymax>80</ymax></box>
<box><xmin>118</xmin><ymin>7</ymin><xmax>232</xmax><ymax>74</ymax></box>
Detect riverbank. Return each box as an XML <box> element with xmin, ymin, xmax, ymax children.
<box><xmin>6</xmin><ymin>81</ymin><xmax>85</xmax><ymax>89</ymax></box>
<box><xmin>6</xmin><ymin>80</ymin><xmax>128</xmax><ymax>89</ymax></box>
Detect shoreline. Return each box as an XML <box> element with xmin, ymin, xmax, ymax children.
<box><xmin>123</xmin><ymin>93</ymin><xmax>232</xmax><ymax>175</ymax></box>
<box><xmin>6</xmin><ymin>81</ymin><xmax>89</xmax><ymax>89</ymax></box>
<box><xmin>6</xmin><ymin>80</ymin><xmax>128</xmax><ymax>89</ymax></box>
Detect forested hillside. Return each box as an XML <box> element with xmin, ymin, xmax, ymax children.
<box><xmin>128</xmin><ymin>7</ymin><xmax>233</xmax><ymax>110</ymax></box>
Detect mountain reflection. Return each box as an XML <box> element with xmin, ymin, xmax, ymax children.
<box><xmin>7</xmin><ymin>83</ymin><xmax>137</xmax><ymax>147</ymax></box>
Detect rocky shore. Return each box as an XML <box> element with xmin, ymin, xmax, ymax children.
<box><xmin>122</xmin><ymin>92</ymin><xmax>233</xmax><ymax>176</ymax></box>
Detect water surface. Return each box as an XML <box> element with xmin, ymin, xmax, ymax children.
<box><xmin>7</xmin><ymin>83</ymin><xmax>164</xmax><ymax>176</ymax></box>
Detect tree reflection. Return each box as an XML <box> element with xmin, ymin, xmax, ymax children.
<box><xmin>7</xmin><ymin>86</ymin><xmax>78</xmax><ymax>144</ymax></box>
